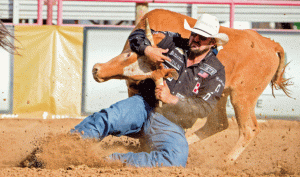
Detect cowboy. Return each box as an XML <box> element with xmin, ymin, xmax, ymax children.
<box><xmin>71</xmin><ymin>13</ymin><xmax>228</xmax><ymax>167</ymax></box>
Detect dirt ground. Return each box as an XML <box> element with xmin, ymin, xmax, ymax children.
<box><xmin>0</xmin><ymin>118</ymin><xmax>299</xmax><ymax>177</ymax></box>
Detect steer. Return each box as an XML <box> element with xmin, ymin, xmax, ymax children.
<box><xmin>92</xmin><ymin>9</ymin><xmax>291</xmax><ymax>164</ymax></box>
<box><xmin>93</xmin><ymin>18</ymin><xmax>178</xmax><ymax>106</ymax></box>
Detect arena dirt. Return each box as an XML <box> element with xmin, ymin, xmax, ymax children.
<box><xmin>0</xmin><ymin>118</ymin><xmax>299</xmax><ymax>176</ymax></box>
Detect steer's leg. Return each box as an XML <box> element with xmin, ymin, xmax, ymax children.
<box><xmin>186</xmin><ymin>91</ymin><xmax>230</xmax><ymax>144</ymax></box>
<box><xmin>224</xmin><ymin>90</ymin><xmax>260</xmax><ymax>164</ymax></box>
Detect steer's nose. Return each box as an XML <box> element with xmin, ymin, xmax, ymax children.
<box><xmin>92</xmin><ymin>67</ymin><xmax>98</xmax><ymax>75</ymax></box>
<box><xmin>92</xmin><ymin>63</ymin><xmax>104</xmax><ymax>82</ymax></box>
<box><xmin>93</xmin><ymin>63</ymin><xmax>101</xmax><ymax>72</ymax></box>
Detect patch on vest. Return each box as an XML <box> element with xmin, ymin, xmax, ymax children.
<box><xmin>167</xmin><ymin>77</ymin><xmax>173</xmax><ymax>82</ymax></box>
<box><xmin>193</xmin><ymin>82</ymin><xmax>201</xmax><ymax>94</ymax></box>
<box><xmin>164</xmin><ymin>59</ymin><xmax>181</xmax><ymax>71</ymax></box>
<box><xmin>198</xmin><ymin>70</ymin><xmax>209</xmax><ymax>78</ymax></box>
<box><xmin>199</xmin><ymin>63</ymin><xmax>217</xmax><ymax>76</ymax></box>
<box><xmin>216</xmin><ymin>76</ymin><xmax>225</xmax><ymax>87</ymax></box>
<box><xmin>176</xmin><ymin>92</ymin><xmax>185</xmax><ymax>99</ymax></box>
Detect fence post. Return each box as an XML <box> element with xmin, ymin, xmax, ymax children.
<box><xmin>191</xmin><ymin>4</ymin><xmax>198</xmax><ymax>19</ymax></box>
<box><xmin>57</xmin><ymin>0</ymin><xmax>63</xmax><ymax>25</ymax></box>
<box><xmin>38</xmin><ymin>0</ymin><xmax>43</xmax><ymax>25</ymax></box>
<box><xmin>13</xmin><ymin>0</ymin><xmax>20</xmax><ymax>24</ymax></box>
<box><xmin>230</xmin><ymin>0</ymin><xmax>235</xmax><ymax>28</ymax></box>
<box><xmin>46</xmin><ymin>0</ymin><xmax>53</xmax><ymax>25</ymax></box>
<box><xmin>135</xmin><ymin>3</ymin><xmax>148</xmax><ymax>25</ymax></box>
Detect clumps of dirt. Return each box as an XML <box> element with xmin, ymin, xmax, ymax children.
<box><xmin>20</xmin><ymin>148</ymin><xmax>44</xmax><ymax>168</ymax></box>
<box><xmin>20</xmin><ymin>133</ymin><xmax>140</xmax><ymax>170</ymax></box>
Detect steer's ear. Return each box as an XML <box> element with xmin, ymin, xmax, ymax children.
<box><xmin>145</xmin><ymin>18</ymin><xmax>154</xmax><ymax>46</ymax></box>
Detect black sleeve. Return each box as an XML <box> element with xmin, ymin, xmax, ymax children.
<box><xmin>128</xmin><ymin>29</ymin><xmax>151</xmax><ymax>55</ymax></box>
<box><xmin>129</xmin><ymin>29</ymin><xmax>189</xmax><ymax>55</ymax></box>
<box><xmin>173</xmin><ymin>34</ymin><xmax>190</xmax><ymax>50</ymax></box>
<box><xmin>155</xmin><ymin>68</ymin><xmax>226</xmax><ymax>129</ymax></box>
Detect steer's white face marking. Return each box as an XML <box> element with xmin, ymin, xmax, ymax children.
<box><xmin>123</xmin><ymin>56</ymin><xmax>153</xmax><ymax>77</ymax></box>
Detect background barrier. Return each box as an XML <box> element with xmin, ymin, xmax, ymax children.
<box><xmin>10</xmin><ymin>26</ymin><xmax>84</xmax><ymax>119</ymax></box>
<box><xmin>2</xmin><ymin>0</ymin><xmax>300</xmax><ymax>29</ymax></box>
<box><xmin>55</xmin><ymin>0</ymin><xmax>300</xmax><ymax>28</ymax></box>
<box><xmin>0</xmin><ymin>26</ymin><xmax>14</xmax><ymax>114</ymax></box>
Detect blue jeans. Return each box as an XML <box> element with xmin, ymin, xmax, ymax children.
<box><xmin>71</xmin><ymin>95</ymin><xmax>188</xmax><ymax>167</ymax></box>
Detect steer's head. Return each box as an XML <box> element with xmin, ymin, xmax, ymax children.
<box><xmin>92</xmin><ymin>49</ymin><xmax>140</xmax><ymax>82</ymax></box>
<box><xmin>92</xmin><ymin>18</ymin><xmax>165</xmax><ymax>83</ymax></box>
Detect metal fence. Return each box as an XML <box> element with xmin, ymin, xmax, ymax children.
<box><xmin>1</xmin><ymin>0</ymin><xmax>300</xmax><ymax>29</ymax></box>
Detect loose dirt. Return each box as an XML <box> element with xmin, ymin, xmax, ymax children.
<box><xmin>0</xmin><ymin>118</ymin><xmax>299</xmax><ymax>176</ymax></box>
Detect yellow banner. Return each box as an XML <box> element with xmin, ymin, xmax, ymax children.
<box><xmin>13</xmin><ymin>26</ymin><xmax>83</xmax><ymax>119</ymax></box>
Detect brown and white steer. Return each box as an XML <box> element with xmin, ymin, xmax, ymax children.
<box><xmin>92</xmin><ymin>9</ymin><xmax>291</xmax><ymax>164</ymax></box>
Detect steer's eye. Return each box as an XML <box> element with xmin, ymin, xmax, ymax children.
<box><xmin>126</xmin><ymin>53</ymin><xmax>131</xmax><ymax>58</ymax></box>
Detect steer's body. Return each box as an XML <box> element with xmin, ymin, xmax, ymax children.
<box><xmin>92</xmin><ymin>9</ymin><xmax>290</xmax><ymax>164</ymax></box>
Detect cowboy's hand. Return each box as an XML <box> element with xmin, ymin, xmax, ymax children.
<box><xmin>155</xmin><ymin>81</ymin><xmax>179</xmax><ymax>104</ymax></box>
<box><xmin>144</xmin><ymin>46</ymin><xmax>171</xmax><ymax>64</ymax></box>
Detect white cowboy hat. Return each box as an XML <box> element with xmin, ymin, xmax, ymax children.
<box><xmin>184</xmin><ymin>13</ymin><xmax>229</xmax><ymax>46</ymax></box>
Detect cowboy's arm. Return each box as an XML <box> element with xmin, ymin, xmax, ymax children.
<box><xmin>129</xmin><ymin>29</ymin><xmax>171</xmax><ymax>63</ymax></box>
<box><xmin>129</xmin><ymin>29</ymin><xmax>185</xmax><ymax>54</ymax></box>
<box><xmin>128</xmin><ymin>29</ymin><xmax>151</xmax><ymax>55</ymax></box>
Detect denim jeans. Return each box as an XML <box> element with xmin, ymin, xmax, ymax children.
<box><xmin>71</xmin><ymin>94</ymin><xmax>188</xmax><ymax>167</ymax></box>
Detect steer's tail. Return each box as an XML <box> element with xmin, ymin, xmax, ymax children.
<box><xmin>271</xmin><ymin>43</ymin><xmax>292</xmax><ymax>97</ymax></box>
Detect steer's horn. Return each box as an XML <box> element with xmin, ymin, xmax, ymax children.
<box><xmin>145</xmin><ymin>18</ymin><xmax>154</xmax><ymax>46</ymax></box>
<box><xmin>145</xmin><ymin>18</ymin><xmax>163</xmax><ymax>107</ymax></box>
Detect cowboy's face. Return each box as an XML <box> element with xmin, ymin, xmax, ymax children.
<box><xmin>188</xmin><ymin>32</ymin><xmax>215</xmax><ymax>50</ymax></box>
<box><xmin>187</xmin><ymin>32</ymin><xmax>216</xmax><ymax>59</ymax></box>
